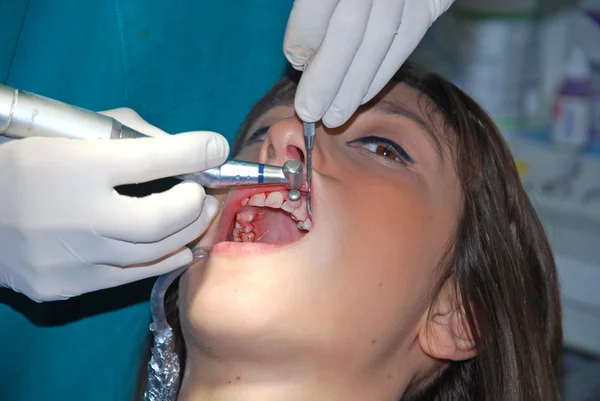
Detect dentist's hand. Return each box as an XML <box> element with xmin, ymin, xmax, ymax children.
<box><xmin>0</xmin><ymin>108</ymin><xmax>229</xmax><ymax>302</ymax></box>
<box><xmin>284</xmin><ymin>0</ymin><xmax>454</xmax><ymax>127</ymax></box>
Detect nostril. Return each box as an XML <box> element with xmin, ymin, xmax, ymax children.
<box><xmin>287</xmin><ymin>145</ymin><xmax>305</xmax><ymax>163</ymax></box>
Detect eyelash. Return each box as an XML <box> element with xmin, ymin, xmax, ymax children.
<box><xmin>348</xmin><ymin>135</ymin><xmax>414</xmax><ymax>165</ymax></box>
<box><xmin>244</xmin><ymin>128</ymin><xmax>413</xmax><ymax>165</ymax></box>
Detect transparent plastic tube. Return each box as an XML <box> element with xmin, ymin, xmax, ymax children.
<box><xmin>143</xmin><ymin>247</ymin><xmax>211</xmax><ymax>401</ymax></box>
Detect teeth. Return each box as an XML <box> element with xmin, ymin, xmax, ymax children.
<box><xmin>281</xmin><ymin>201</ymin><xmax>295</xmax><ymax>214</ymax></box>
<box><xmin>291</xmin><ymin>205</ymin><xmax>308</xmax><ymax>222</ymax></box>
<box><xmin>248</xmin><ymin>193</ymin><xmax>266</xmax><ymax>207</ymax></box>
<box><xmin>243</xmin><ymin>191</ymin><xmax>303</xmax><ymax>216</ymax></box>
<box><xmin>232</xmin><ymin>220</ymin><xmax>255</xmax><ymax>242</ymax></box>
<box><xmin>286</xmin><ymin>198</ymin><xmax>302</xmax><ymax>209</ymax></box>
<box><xmin>298</xmin><ymin>220</ymin><xmax>311</xmax><ymax>231</ymax></box>
<box><xmin>236</xmin><ymin>209</ymin><xmax>255</xmax><ymax>223</ymax></box>
<box><xmin>265</xmin><ymin>192</ymin><xmax>284</xmax><ymax>208</ymax></box>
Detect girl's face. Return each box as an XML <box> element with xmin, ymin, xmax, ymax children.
<box><xmin>179</xmin><ymin>83</ymin><xmax>462</xmax><ymax>390</ymax></box>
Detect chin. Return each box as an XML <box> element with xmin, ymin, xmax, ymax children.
<box><xmin>180</xmin><ymin>183</ymin><xmax>327</xmax><ymax>353</ymax></box>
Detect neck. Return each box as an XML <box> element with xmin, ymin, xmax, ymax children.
<box><xmin>177</xmin><ymin>352</ymin><xmax>412</xmax><ymax>401</ymax></box>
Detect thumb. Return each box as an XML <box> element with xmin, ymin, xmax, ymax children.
<box><xmin>97</xmin><ymin>131</ymin><xmax>230</xmax><ymax>186</ymax></box>
<box><xmin>107</xmin><ymin>247</ymin><xmax>194</xmax><ymax>286</ymax></box>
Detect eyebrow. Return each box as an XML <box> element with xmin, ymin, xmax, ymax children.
<box><xmin>370</xmin><ymin>99</ymin><xmax>444</xmax><ymax>160</ymax></box>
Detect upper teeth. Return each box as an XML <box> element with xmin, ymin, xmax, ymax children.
<box><xmin>240</xmin><ymin>190</ymin><xmax>311</xmax><ymax>230</ymax></box>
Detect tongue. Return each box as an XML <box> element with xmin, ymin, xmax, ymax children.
<box><xmin>235</xmin><ymin>206</ymin><xmax>305</xmax><ymax>245</ymax></box>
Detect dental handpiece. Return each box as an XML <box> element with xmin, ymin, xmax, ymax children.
<box><xmin>0</xmin><ymin>84</ymin><xmax>146</xmax><ymax>140</ymax></box>
<box><xmin>302</xmin><ymin>122</ymin><xmax>315</xmax><ymax>220</ymax></box>
<box><xmin>0</xmin><ymin>84</ymin><xmax>303</xmax><ymax>191</ymax></box>
<box><xmin>180</xmin><ymin>159</ymin><xmax>303</xmax><ymax>191</ymax></box>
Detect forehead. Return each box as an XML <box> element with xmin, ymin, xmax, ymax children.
<box><xmin>372</xmin><ymin>83</ymin><xmax>425</xmax><ymax>111</ymax></box>
<box><xmin>374</xmin><ymin>83</ymin><xmax>450</xmax><ymax>134</ymax></box>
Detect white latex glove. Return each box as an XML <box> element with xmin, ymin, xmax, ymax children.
<box><xmin>284</xmin><ymin>0</ymin><xmax>455</xmax><ymax>127</ymax></box>
<box><xmin>0</xmin><ymin>108</ymin><xmax>229</xmax><ymax>302</ymax></box>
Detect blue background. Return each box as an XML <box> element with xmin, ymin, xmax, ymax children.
<box><xmin>0</xmin><ymin>1</ymin><xmax>292</xmax><ymax>400</ymax></box>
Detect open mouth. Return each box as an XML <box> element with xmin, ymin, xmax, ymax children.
<box><xmin>215</xmin><ymin>185</ymin><xmax>312</xmax><ymax>251</ymax></box>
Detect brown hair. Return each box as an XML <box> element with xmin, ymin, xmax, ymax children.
<box><xmin>136</xmin><ymin>62</ymin><xmax>562</xmax><ymax>401</ymax></box>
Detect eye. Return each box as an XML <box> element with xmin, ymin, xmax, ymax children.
<box><xmin>347</xmin><ymin>135</ymin><xmax>414</xmax><ymax>165</ymax></box>
<box><xmin>243</xmin><ymin>126</ymin><xmax>270</xmax><ymax>147</ymax></box>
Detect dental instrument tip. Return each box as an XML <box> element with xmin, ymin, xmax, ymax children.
<box><xmin>288</xmin><ymin>189</ymin><xmax>301</xmax><ymax>202</ymax></box>
<box><xmin>283</xmin><ymin>159</ymin><xmax>303</xmax><ymax>191</ymax></box>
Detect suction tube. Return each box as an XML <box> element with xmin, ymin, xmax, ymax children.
<box><xmin>143</xmin><ymin>247</ymin><xmax>211</xmax><ymax>401</ymax></box>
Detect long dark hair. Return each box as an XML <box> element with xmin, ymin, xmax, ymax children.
<box><xmin>136</xmin><ymin>63</ymin><xmax>562</xmax><ymax>401</ymax></box>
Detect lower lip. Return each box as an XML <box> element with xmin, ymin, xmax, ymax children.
<box><xmin>211</xmin><ymin>241</ymin><xmax>299</xmax><ymax>256</ymax></box>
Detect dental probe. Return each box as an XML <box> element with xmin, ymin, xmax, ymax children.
<box><xmin>302</xmin><ymin>122</ymin><xmax>315</xmax><ymax>220</ymax></box>
<box><xmin>0</xmin><ymin>84</ymin><xmax>303</xmax><ymax>192</ymax></box>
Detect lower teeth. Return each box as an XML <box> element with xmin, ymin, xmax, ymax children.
<box><xmin>297</xmin><ymin>221</ymin><xmax>311</xmax><ymax>231</ymax></box>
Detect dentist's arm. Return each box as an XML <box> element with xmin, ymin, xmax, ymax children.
<box><xmin>0</xmin><ymin>108</ymin><xmax>229</xmax><ymax>302</ymax></box>
<box><xmin>284</xmin><ymin>0</ymin><xmax>455</xmax><ymax>128</ymax></box>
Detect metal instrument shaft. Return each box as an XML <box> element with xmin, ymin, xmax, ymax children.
<box><xmin>180</xmin><ymin>159</ymin><xmax>302</xmax><ymax>190</ymax></box>
<box><xmin>303</xmin><ymin>122</ymin><xmax>315</xmax><ymax>220</ymax></box>
<box><xmin>0</xmin><ymin>84</ymin><xmax>146</xmax><ymax>140</ymax></box>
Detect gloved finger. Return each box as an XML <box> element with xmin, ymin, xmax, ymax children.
<box><xmin>294</xmin><ymin>0</ymin><xmax>372</xmax><ymax>122</ymax></box>
<box><xmin>363</xmin><ymin>0</ymin><xmax>440</xmax><ymax>103</ymax></box>
<box><xmin>101</xmin><ymin>181</ymin><xmax>213</xmax><ymax>243</ymax></box>
<box><xmin>66</xmin><ymin>248</ymin><xmax>193</xmax><ymax>298</ymax></box>
<box><xmin>284</xmin><ymin>0</ymin><xmax>341</xmax><ymax>70</ymax></box>
<box><xmin>321</xmin><ymin>0</ymin><xmax>405</xmax><ymax>128</ymax></box>
<box><xmin>91</xmin><ymin>131</ymin><xmax>229</xmax><ymax>186</ymax></box>
<box><xmin>99</xmin><ymin>108</ymin><xmax>171</xmax><ymax>138</ymax></box>
<box><xmin>101</xmin><ymin>247</ymin><xmax>193</xmax><ymax>287</ymax></box>
<box><xmin>91</xmin><ymin>196</ymin><xmax>219</xmax><ymax>266</ymax></box>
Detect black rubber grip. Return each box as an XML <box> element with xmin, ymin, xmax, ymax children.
<box><xmin>116</xmin><ymin>177</ymin><xmax>182</xmax><ymax>197</ymax></box>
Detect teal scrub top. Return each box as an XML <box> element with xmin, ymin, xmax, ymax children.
<box><xmin>0</xmin><ymin>1</ymin><xmax>293</xmax><ymax>400</ymax></box>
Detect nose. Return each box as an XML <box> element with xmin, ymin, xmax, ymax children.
<box><xmin>258</xmin><ymin>119</ymin><xmax>306</xmax><ymax>166</ymax></box>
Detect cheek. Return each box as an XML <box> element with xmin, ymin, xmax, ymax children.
<box><xmin>178</xmin><ymin>263</ymin><xmax>206</xmax><ymax>345</ymax></box>
<box><xmin>314</xmin><ymin>173</ymin><xmax>455</xmax><ymax>337</ymax></box>
<box><xmin>206</xmin><ymin>188</ymin><xmax>229</xmax><ymax>201</ymax></box>
<box><xmin>339</xmin><ymin>174</ymin><xmax>444</xmax><ymax>276</ymax></box>
<box><xmin>193</xmin><ymin>190</ymin><xmax>228</xmax><ymax>247</ymax></box>
<box><xmin>235</xmin><ymin>146</ymin><xmax>261</xmax><ymax>162</ymax></box>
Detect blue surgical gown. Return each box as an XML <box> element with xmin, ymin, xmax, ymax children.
<box><xmin>0</xmin><ymin>1</ymin><xmax>292</xmax><ymax>400</ymax></box>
